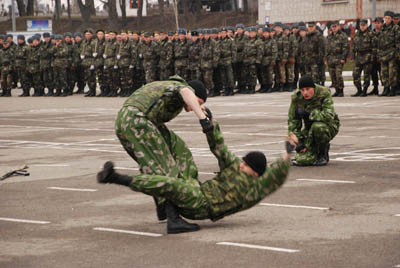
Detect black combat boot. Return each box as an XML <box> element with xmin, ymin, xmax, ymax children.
<box><xmin>165</xmin><ymin>201</ymin><xmax>200</xmax><ymax>234</ymax></box>
<box><xmin>360</xmin><ymin>86</ymin><xmax>368</xmax><ymax>97</ymax></box>
<box><xmin>32</xmin><ymin>88</ymin><xmax>39</xmax><ymax>97</ymax></box>
<box><xmin>54</xmin><ymin>88</ymin><xmax>61</xmax><ymax>97</ymax></box>
<box><xmin>227</xmin><ymin>87</ymin><xmax>234</xmax><ymax>96</ymax></box>
<box><xmin>75</xmin><ymin>87</ymin><xmax>84</xmax><ymax>94</ymax></box>
<box><xmin>97</xmin><ymin>161</ymin><xmax>133</xmax><ymax>186</ymax></box>
<box><xmin>61</xmin><ymin>88</ymin><xmax>69</xmax><ymax>97</ymax></box>
<box><xmin>379</xmin><ymin>87</ymin><xmax>390</xmax><ymax>96</ymax></box>
<box><xmin>85</xmin><ymin>88</ymin><xmax>96</xmax><ymax>97</ymax></box>
<box><xmin>19</xmin><ymin>88</ymin><xmax>27</xmax><ymax>97</ymax></box>
<box><xmin>153</xmin><ymin>197</ymin><xmax>166</xmax><ymax>221</ymax></box>
<box><xmin>247</xmin><ymin>86</ymin><xmax>255</xmax><ymax>94</ymax></box>
<box><xmin>3</xmin><ymin>88</ymin><xmax>11</xmax><ymax>97</ymax></box>
<box><xmin>387</xmin><ymin>87</ymin><xmax>396</xmax><ymax>97</ymax></box>
<box><xmin>257</xmin><ymin>85</ymin><xmax>266</xmax><ymax>93</ymax></box>
<box><xmin>314</xmin><ymin>144</ymin><xmax>330</xmax><ymax>166</ymax></box>
<box><xmin>265</xmin><ymin>84</ymin><xmax>273</xmax><ymax>93</ymax></box>
<box><xmin>351</xmin><ymin>86</ymin><xmax>362</xmax><ymax>97</ymax></box>
<box><xmin>331</xmin><ymin>88</ymin><xmax>339</xmax><ymax>97</ymax></box>
<box><xmin>367</xmin><ymin>85</ymin><xmax>379</xmax><ymax>95</ymax></box>
<box><xmin>46</xmin><ymin>88</ymin><xmax>54</xmax><ymax>97</ymax></box>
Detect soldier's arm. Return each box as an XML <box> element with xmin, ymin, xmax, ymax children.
<box><xmin>342</xmin><ymin>34</ymin><xmax>350</xmax><ymax>61</ymax></box>
<box><xmin>258</xmin><ymin>156</ymin><xmax>290</xmax><ymax>198</ymax></box>
<box><xmin>287</xmin><ymin>98</ymin><xmax>302</xmax><ymax>138</ymax></box>
<box><xmin>272</xmin><ymin>40</ymin><xmax>278</xmax><ymax>62</ymax></box>
<box><xmin>283</xmin><ymin>36</ymin><xmax>289</xmax><ymax>59</ymax></box>
<box><xmin>256</xmin><ymin>40</ymin><xmax>263</xmax><ymax>64</ymax></box>
<box><xmin>205</xmin><ymin>121</ymin><xmax>238</xmax><ymax>170</ymax></box>
<box><xmin>309</xmin><ymin>91</ymin><xmax>337</xmax><ymax>123</ymax></box>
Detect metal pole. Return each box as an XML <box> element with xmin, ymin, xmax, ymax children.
<box><xmin>11</xmin><ymin>0</ymin><xmax>16</xmax><ymax>32</ymax></box>
<box><xmin>173</xmin><ymin>0</ymin><xmax>179</xmax><ymax>31</ymax></box>
<box><xmin>372</xmin><ymin>0</ymin><xmax>376</xmax><ymax>20</ymax></box>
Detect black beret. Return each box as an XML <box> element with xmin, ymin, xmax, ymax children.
<box><xmin>188</xmin><ymin>80</ymin><xmax>207</xmax><ymax>102</ymax></box>
<box><xmin>384</xmin><ymin>10</ymin><xmax>394</xmax><ymax>17</ymax></box>
<box><xmin>178</xmin><ymin>28</ymin><xmax>187</xmax><ymax>35</ymax></box>
<box><xmin>17</xmin><ymin>35</ymin><xmax>25</xmax><ymax>40</ymax></box>
<box><xmin>168</xmin><ymin>31</ymin><xmax>175</xmax><ymax>36</ymax></box>
<box><xmin>243</xmin><ymin>151</ymin><xmax>267</xmax><ymax>176</ymax></box>
<box><xmin>74</xmin><ymin>32</ymin><xmax>82</xmax><ymax>37</ymax></box>
<box><xmin>43</xmin><ymin>32</ymin><xmax>51</xmax><ymax>38</ymax></box>
<box><xmin>299</xmin><ymin>75</ymin><xmax>316</xmax><ymax>89</ymax></box>
<box><xmin>235</xmin><ymin>23</ymin><xmax>244</xmax><ymax>29</ymax></box>
<box><xmin>64</xmin><ymin>32</ymin><xmax>72</xmax><ymax>38</ymax></box>
<box><xmin>360</xmin><ymin>19</ymin><xmax>368</xmax><ymax>25</ymax></box>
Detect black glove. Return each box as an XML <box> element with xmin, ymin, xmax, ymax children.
<box><xmin>295</xmin><ymin>140</ymin><xmax>306</xmax><ymax>153</ymax></box>
<box><xmin>204</xmin><ymin>107</ymin><xmax>212</xmax><ymax>121</ymax></box>
<box><xmin>295</xmin><ymin>107</ymin><xmax>310</xmax><ymax>119</ymax></box>
<box><xmin>200</xmin><ymin>118</ymin><xmax>214</xmax><ymax>133</ymax></box>
<box><xmin>285</xmin><ymin>141</ymin><xmax>295</xmax><ymax>153</ymax></box>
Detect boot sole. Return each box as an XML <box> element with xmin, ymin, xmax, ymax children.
<box><xmin>167</xmin><ymin>226</ymin><xmax>200</xmax><ymax>234</ymax></box>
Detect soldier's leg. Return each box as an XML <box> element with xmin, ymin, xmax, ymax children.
<box><xmin>52</xmin><ymin>67</ymin><xmax>61</xmax><ymax>96</ymax></box>
<box><xmin>203</xmin><ymin>68</ymin><xmax>214</xmax><ymax>97</ymax></box>
<box><xmin>248</xmin><ymin>64</ymin><xmax>257</xmax><ymax>94</ymax></box>
<box><xmin>32</xmin><ymin>72</ymin><xmax>43</xmax><ymax>97</ymax></box>
<box><xmin>319</xmin><ymin>62</ymin><xmax>326</xmax><ymax>86</ymax></box>
<box><xmin>388</xmin><ymin>58</ymin><xmax>397</xmax><ymax>96</ymax></box>
<box><xmin>287</xmin><ymin>60</ymin><xmax>295</xmax><ymax>91</ymax></box>
<box><xmin>75</xmin><ymin>66</ymin><xmax>86</xmax><ymax>94</ymax></box>
<box><xmin>336</xmin><ymin>63</ymin><xmax>344</xmax><ymax>93</ymax></box>
<box><xmin>84</xmin><ymin>68</ymin><xmax>97</xmax><ymax>97</ymax></box>
<box><xmin>60</xmin><ymin>68</ymin><xmax>69</xmax><ymax>97</ymax></box>
<box><xmin>370</xmin><ymin>61</ymin><xmax>380</xmax><ymax>95</ymax></box>
<box><xmin>328</xmin><ymin>64</ymin><xmax>338</xmax><ymax>96</ymax></box>
<box><xmin>361</xmin><ymin>62</ymin><xmax>372</xmax><ymax>96</ymax></box>
<box><xmin>279</xmin><ymin>61</ymin><xmax>286</xmax><ymax>91</ymax></box>
<box><xmin>379</xmin><ymin>61</ymin><xmax>390</xmax><ymax>96</ymax></box>
<box><xmin>258</xmin><ymin>65</ymin><xmax>268</xmax><ymax>93</ymax></box>
<box><xmin>294</xmin><ymin>60</ymin><xmax>300</xmax><ymax>88</ymax></box>
<box><xmin>236</xmin><ymin>62</ymin><xmax>246</xmax><ymax>92</ymax></box>
<box><xmin>311</xmin><ymin>64</ymin><xmax>320</xmax><ymax>86</ymax></box>
<box><xmin>352</xmin><ymin>63</ymin><xmax>362</xmax><ymax>97</ymax></box>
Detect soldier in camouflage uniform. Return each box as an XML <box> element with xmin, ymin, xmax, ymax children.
<box><xmin>0</xmin><ymin>38</ymin><xmax>14</xmax><ymax>97</ymax></box>
<box><xmin>284</xmin><ymin>25</ymin><xmax>298</xmax><ymax>91</ymax></box>
<box><xmin>351</xmin><ymin>19</ymin><xmax>376</xmax><ymax>97</ymax></box>
<box><xmin>80</xmin><ymin>29</ymin><xmax>97</xmax><ymax>97</ymax></box>
<box><xmin>243</xmin><ymin>27</ymin><xmax>258</xmax><ymax>94</ymax></box>
<box><xmin>273</xmin><ymin>22</ymin><xmax>289</xmax><ymax>92</ymax></box>
<box><xmin>233</xmin><ymin>24</ymin><xmax>246</xmax><ymax>93</ymax></box>
<box><xmin>103</xmin><ymin>31</ymin><xmax>119</xmax><ymax>97</ymax></box>
<box><xmin>288</xmin><ymin>75</ymin><xmax>340</xmax><ymax>166</ymax></box>
<box><xmin>51</xmin><ymin>35</ymin><xmax>71</xmax><ymax>97</ymax></box>
<box><xmin>174</xmin><ymin>29</ymin><xmax>190</xmax><ymax>80</ymax></box>
<box><xmin>139</xmin><ymin>32</ymin><xmax>159</xmax><ymax>84</ymax></box>
<box><xmin>200</xmin><ymin>29</ymin><xmax>219</xmax><ymax>97</ymax></box>
<box><xmin>297</xmin><ymin>26</ymin><xmax>308</xmax><ymax>77</ymax></box>
<box><xmin>217</xmin><ymin>27</ymin><xmax>236</xmax><ymax>96</ymax></box>
<box><xmin>368</xmin><ymin>17</ymin><xmax>384</xmax><ymax>95</ymax></box>
<box><xmin>40</xmin><ymin>32</ymin><xmax>54</xmax><ymax>96</ymax></box>
<box><xmin>27</xmin><ymin>36</ymin><xmax>44</xmax><ymax>97</ymax></box>
<box><xmin>394</xmin><ymin>13</ymin><xmax>400</xmax><ymax>95</ymax></box>
<box><xmin>62</xmin><ymin>33</ymin><xmax>76</xmax><ymax>96</ymax></box>
<box><xmin>71</xmin><ymin>33</ymin><xmax>86</xmax><ymax>94</ymax></box>
<box><xmin>98</xmin><ymin>117</ymin><xmax>290</xmax><ymax>234</ymax></box>
<box><xmin>325</xmin><ymin>21</ymin><xmax>349</xmax><ymax>97</ymax></box>
<box><xmin>6</xmin><ymin>34</ymin><xmax>18</xmax><ymax>89</ymax></box>
<box><xmin>113</xmin><ymin>76</ymin><xmax>209</xmax><ymax>222</ymax></box>
<box><xmin>91</xmin><ymin>30</ymin><xmax>106</xmax><ymax>96</ymax></box>
<box><xmin>258</xmin><ymin>27</ymin><xmax>278</xmax><ymax>93</ymax></box>
<box><xmin>377</xmin><ymin>11</ymin><xmax>400</xmax><ymax>97</ymax></box>
<box><xmin>304</xmin><ymin>22</ymin><xmax>326</xmax><ymax>85</ymax></box>
<box><xmin>159</xmin><ymin>31</ymin><xmax>174</xmax><ymax>81</ymax></box>
<box><xmin>188</xmin><ymin>30</ymin><xmax>202</xmax><ymax>81</ymax></box>
<box><xmin>15</xmin><ymin>35</ymin><xmax>30</xmax><ymax>97</ymax></box>
<box><xmin>117</xmin><ymin>31</ymin><xmax>133</xmax><ymax>97</ymax></box>
<box><xmin>129</xmin><ymin>32</ymin><xmax>144</xmax><ymax>92</ymax></box>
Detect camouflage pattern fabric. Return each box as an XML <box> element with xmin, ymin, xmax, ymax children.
<box><xmin>243</xmin><ymin>37</ymin><xmax>258</xmax><ymax>89</ymax></box>
<box><xmin>326</xmin><ymin>30</ymin><xmax>349</xmax><ymax>90</ymax></box>
<box><xmin>40</xmin><ymin>41</ymin><xmax>54</xmax><ymax>91</ymax></box>
<box><xmin>352</xmin><ymin>29</ymin><xmax>375</xmax><ymax>88</ymax></box>
<box><xmin>233</xmin><ymin>34</ymin><xmax>246</xmax><ymax>90</ymax></box>
<box><xmin>15</xmin><ymin>43</ymin><xmax>30</xmax><ymax>91</ymax></box>
<box><xmin>159</xmin><ymin>39</ymin><xmax>174</xmax><ymax>80</ymax></box>
<box><xmin>174</xmin><ymin>39</ymin><xmax>190</xmax><ymax>80</ymax></box>
<box><xmin>51</xmin><ymin>43</ymin><xmax>71</xmax><ymax>93</ymax></box>
<box><xmin>304</xmin><ymin>31</ymin><xmax>325</xmax><ymax>84</ymax></box>
<box><xmin>0</xmin><ymin>46</ymin><xmax>14</xmax><ymax>91</ymax></box>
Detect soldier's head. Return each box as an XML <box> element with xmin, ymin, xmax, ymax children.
<box><xmin>262</xmin><ymin>27</ymin><xmax>270</xmax><ymax>38</ymax></box>
<box><xmin>74</xmin><ymin>32</ymin><xmax>83</xmax><ymax>43</ymax></box>
<box><xmin>299</xmin><ymin>75</ymin><xmax>316</xmax><ymax>100</ymax></box>
<box><xmin>283</xmin><ymin>25</ymin><xmax>290</xmax><ymax>35</ymax></box>
<box><xmin>359</xmin><ymin>19</ymin><xmax>369</xmax><ymax>32</ymax></box>
<box><xmin>55</xmin><ymin>35</ymin><xmax>63</xmax><ymax>45</ymax></box>
<box><xmin>6</xmin><ymin>34</ymin><xmax>13</xmax><ymax>43</ymax></box>
<box><xmin>84</xmin><ymin>28</ymin><xmax>94</xmax><ymax>40</ymax></box>
<box><xmin>42</xmin><ymin>32</ymin><xmax>51</xmax><ymax>43</ymax></box>
<box><xmin>307</xmin><ymin>21</ymin><xmax>316</xmax><ymax>32</ymax></box>
<box><xmin>257</xmin><ymin>25</ymin><xmax>263</xmax><ymax>36</ymax></box>
<box><xmin>96</xmin><ymin>30</ymin><xmax>105</xmax><ymax>40</ymax></box>
<box><xmin>236</xmin><ymin>24</ymin><xmax>244</xmax><ymax>35</ymax></box>
<box><xmin>17</xmin><ymin>35</ymin><xmax>25</xmax><ymax>45</ymax></box>
<box><xmin>64</xmin><ymin>32</ymin><xmax>72</xmax><ymax>43</ymax></box>
<box><xmin>178</xmin><ymin>28</ymin><xmax>186</xmax><ymax>41</ymax></box>
<box><xmin>121</xmin><ymin>32</ymin><xmax>128</xmax><ymax>41</ymax></box>
<box><xmin>132</xmin><ymin>32</ymin><xmax>139</xmax><ymax>41</ymax></box>
<box><xmin>384</xmin><ymin>10</ymin><xmax>394</xmax><ymax>25</ymax></box>
<box><xmin>330</xmin><ymin>21</ymin><xmax>339</xmax><ymax>34</ymax></box>
<box><xmin>299</xmin><ymin>26</ymin><xmax>307</xmax><ymax>38</ymax></box>
<box><xmin>109</xmin><ymin>31</ymin><xmax>116</xmax><ymax>40</ymax></box>
<box><xmin>393</xmin><ymin>13</ymin><xmax>400</xmax><ymax>25</ymax></box>
<box><xmin>227</xmin><ymin>27</ymin><xmax>234</xmax><ymax>37</ymax></box>
<box><xmin>116</xmin><ymin>33</ymin><xmax>123</xmax><ymax>42</ymax></box>
<box><xmin>184</xmin><ymin>80</ymin><xmax>207</xmax><ymax>112</ymax></box>
<box><xmin>143</xmin><ymin>32</ymin><xmax>152</xmax><ymax>43</ymax></box>
<box><xmin>249</xmin><ymin>27</ymin><xmax>257</xmax><ymax>38</ymax></box>
<box><xmin>241</xmin><ymin>151</ymin><xmax>267</xmax><ymax>177</ymax></box>
<box><xmin>374</xmin><ymin>17</ymin><xmax>384</xmax><ymax>30</ymax></box>
<box><xmin>220</xmin><ymin>27</ymin><xmax>227</xmax><ymax>38</ymax></box>
<box><xmin>2</xmin><ymin>39</ymin><xmax>10</xmax><ymax>48</ymax></box>
<box><xmin>32</xmin><ymin>36</ymin><xmax>40</xmax><ymax>47</ymax></box>
<box><xmin>292</xmin><ymin>23</ymin><xmax>299</xmax><ymax>34</ymax></box>
<box><xmin>191</xmin><ymin>30</ymin><xmax>199</xmax><ymax>41</ymax></box>
<box><xmin>274</xmin><ymin>22</ymin><xmax>283</xmax><ymax>33</ymax></box>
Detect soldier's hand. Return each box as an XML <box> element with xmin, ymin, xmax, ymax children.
<box><xmin>203</xmin><ymin>107</ymin><xmax>212</xmax><ymax>121</ymax></box>
<box><xmin>288</xmin><ymin>132</ymin><xmax>299</xmax><ymax>146</ymax></box>
<box><xmin>289</xmin><ymin>57</ymin><xmax>295</xmax><ymax>64</ymax></box>
<box><xmin>285</xmin><ymin>141</ymin><xmax>295</xmax><ymax>154</ymax></box>
<box><xmin>199</xmin><ymin>118</ymin><xmax>214</xmax><ymax>134</ymax></box>
<box><xmin>281</xmin><ymin>59</ymin><xmax>287</xmax><ymax>65</ymax></box>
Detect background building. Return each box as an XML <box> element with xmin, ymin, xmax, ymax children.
<box><xmin>259</xmin><ymin>0</ymin><xmax>400</xmax><ymax>24</ymax></box>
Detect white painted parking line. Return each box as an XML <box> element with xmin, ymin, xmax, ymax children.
<box><xmin>0</xmin><ymin>217</ymin><xmax>50</xmax><ymax>224</ymax></box>
<box><xmin>47</xmin><ymin>187</ymin><xmax>98</xmax><ymax>192</ymax></box>
<box><xmin>216</xmin><ymin>242</ymin><xmax>299</xmax><ymax>253</ymax></box>
<box><xmin>93</xmin><ymin>227</ymin><xmax>163</xmax><ymax>237</ymax></box>
<box><xmin>296</xmin><ymin>179</ymin><xmax>355</xmax><ymax>184</ymax></box>
<box><xmin>259</xmin><ymin>203</ymin><xmax>331</xmax><ymax>211</ymax></box>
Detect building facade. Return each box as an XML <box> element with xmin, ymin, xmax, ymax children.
<box><xmin>259</xmin><ymin>0</ymin><xmax>400</xmax><ymax>24</ymax></box>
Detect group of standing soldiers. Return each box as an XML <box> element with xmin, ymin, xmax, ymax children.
<box><xmin>1</xmin><ymin>10</ymin><xmax>399</xmax><ymax>98</ymax></box>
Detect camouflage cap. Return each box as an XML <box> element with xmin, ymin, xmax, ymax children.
<box><xmin>282</xmin><ymin>24</ymin><xmax>290</xmax><ymax>30</ymax></box>
<box><xmin>143</xmin><ymin>32</ymin><xmax>152</xmax><ymax>37</ymax></box>
<box><xmin>248</xmin><ymin>27</ymin><xmax>257</xmax><ymax>32</ymax></box>
<box><xmin>360</xmin><ymin>19</ymin><xmax>368</xmax><ymax>25</ymax></box>
<box><xmin>17</xmin><ymin>34</ymin><xmax>25</xmax><ymax>40</ymax></box>
<box><xmin>299</xmin><ymin>26</ymin><xmax>307</xmax><ymax>32</ymax></box>
<box><xmin>374</xmin><ymin>17</ymin><xmax>384</xmax><ymax>23</ymax></box>
<box><xmin>274</xmin><ymin>22</ymin><xmax>283</xmax><ymax>27</ymax></box>
<box><xmin>64</xmin><ymin>32</ymin><xmax>72</xmax><ymax>38</ymax></box>
<box><xmin>32</xmin><ymin>35</ymin><xmax>40</xmax><ymax>41</ymax></box>
<box><xmin>74</xmin><ymin>32</ymin><xmax>83</xmax><ymax>37</ymax></box>
<box><xmin>56</xmin><ymin>35</ymin><xmax>63</xmax><ymax>40</ymax></box>
<box><xmin>384</xmin><ymin>10</ymin><xmax>394</xmax><ymax>17</ymax></box>
<box><xmin>84</xmin><ymin>28</ymin><xmax>94</xmax><ymax>34</ymax></box>
<box><xmin>308</xmin><ymin>21</ymin><xmax>316</xmax><ymax>26</ymax></box>
<box><xmin>394</xmin><ymin>13</ymin><xmax>400</xmax><ymax>18</ymax></box>
<box><xmin>43</xmin><ymin>32</ymin><xmax>51</xmax><ymax>38</ymax></box>
<box><xmin>6</xmin><ymin>34</ymin><xmax>13</xmax><ymax>39</ymax></box>
<box><xmin>292</xmin><ymin>23</ymin><xmax>299</xmax><ymax>29</ymax></box>
<box><xmin>331</xmin><ymin>20</ymin><xmax>339</xmax><ymax>26</ymax></box>
<box><xmin>235</xmin><ymin>23</ymin><xmax>245</xmax><ymax>29</ymax></box>
<box><xmin>220</xmin><ymin>26</ymin><xmax>228</xmax><ymax>32</ymax></box>
<box><xmin>27</xmin><ymin>37</ymin><xmax>33</xmax><ymax>44</ymax></box>
<box><xmin>168</xmin><ymin>31</ymin><xmax>175</xmax><ymax>36</ymax></box>
<box><xmin>227</xmin><ymin>26</ymin><xmax>235</xmax><ymax>32</ymax></box>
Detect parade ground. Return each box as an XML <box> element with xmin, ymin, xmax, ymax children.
<box><xmin>1</xmin><ymin>86</ymin><xmax>399</xmax><ymax>268</ymax></box>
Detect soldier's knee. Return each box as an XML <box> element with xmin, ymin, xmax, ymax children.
<box><xmin>310</xmin><ymin>122</ymin><xmax>330</xmax><ymax>139</ymax></box>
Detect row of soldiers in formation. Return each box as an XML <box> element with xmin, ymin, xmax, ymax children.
<box><xmin>0</xmin><ymin>10</ymin><xmax>399</xmax><ymax>98</ymax></box>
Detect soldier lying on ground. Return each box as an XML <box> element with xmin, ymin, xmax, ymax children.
<box><xmin>98</xmin><ymin>111</ymin><xmax>291</xmax><ymax>234</ymax></box>
<box><xmin>115</xmin><ymin>75</ymin><xmax>212</xmax><ymax>222</ymax></box>
<box><xmin>287</xmin><ymin>75</ymin><xmax>340</xmax><ymax>166</ymax></box>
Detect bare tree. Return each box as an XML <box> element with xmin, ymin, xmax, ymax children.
<box><xmin>77</xmin><ymin>0</ymin><xmax>96</xmax><ymax>26</ymax></box>
<box><xmin>157</xmin><ymin>0</ymin><xmax>165</xmax><ymax>31</ymax></box>
<box><xmin>26</xmin><ymin>0</ymin><xmax>34</xmax><ymax>16</ymax></box>
<box><xmin>137</xmin><ymin>0</ymin><xmax>143</xmax><ymax>26</ymax></box>
<box><xmin>107</xmin><ymin>0</ymin><xmax>119</xmax><ymax>29</ymax></box>
<box><xmin>15</xmin><ymin>0</ymin><xmax>27</xmax><ymax>16</ymax></box>
<box><xmin>67</xmin><ymin>0</ymin><xmax>72</xmax><ymax>21</ymax></box>
<box><xmin>119</xmin><ymin>0</ymin><xmax>127</xmax><ymax>28</ymax></box>
<box><xmin>243</xmin><ymin>0</ymin><xmax>248</xmax><ymax>13</ymax></box>
<box><xmin>53</xmin><ymin>0</ymin><xmax>61</xmax><ymax>21</ymax></box>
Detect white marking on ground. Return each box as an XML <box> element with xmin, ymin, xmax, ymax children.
<box><xmin>394</xmin><ymin>214</ymin><xmax>400</xmax><ymax>217</ymax></box>
<box><xmin>47</xmin><ymin>187</ymin><xmax>98</xmax><ymax>192</ymax></box>
<box><xmin>259</xmin><ymin>203</ymin><xmax>331</xmax><ymax>211</ymax></box>
<box><xmin>114</xmin><ymin>167</ymin><xmax>139</xmax><ymax>171</ymax></box>
<box><xmin>93</xmin><ymin>227</ymin><xmax>162</xmax><ymax>237</ymax></box>
<box><xmin>296</xmin><ymin>179</ymin><xmax>356</xmax><ymax>184</ymax></box>
<box><xmin>216</xmin><ymin>242</ymin><xmax>299</xmax><ymax>253</ymax></box>
<box><xmin>30</xmin><ymin>164</ymin><xmax>70</xmax><ymax>167</ymax></box>
<box><xmin>0</xmin><ymin>217</ymin><xmax>50</xmax><ymax>224</ymax></box>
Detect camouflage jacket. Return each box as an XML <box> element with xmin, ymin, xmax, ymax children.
<box><xmin>51</xmin><ymin>42</ymin><xmax>72</xmax><ymax>68</ymax></box>
<box><xmin>234</xmin><ymin>34</ymin><xmax>246</xmax><ymax>62</ymax></box>
<box><xmin>200</xmin><ymin>121</ymin><xmax>290</xmax><ymax>221</ymax></box>
<box><xmin>15</xmin><ymin>43</ymin><xmax>29</xmax><ymax>68</ymax></box>
<box><xmin>288</xmin><ymin>85</ymin><xmax>340</xmax><ymax>140</ymax></box>
<box><xmin>243</xmin><ymin>37</ymin><xmax>258</xmax><ymax>65</ymax></box>
<box><xmin>352</xmin><ymin>29</ymin><xmax>375</xmax><ymax>65</ymax></box>
<box><xmin>287</xmin><ymin>33</ymin><xmax>298</xmax><ymax>58</ymax></box>
<box><xmin>123</xmin><ymin>75</ymin><xmax>193</xmax><ymax>125</ymax></box>
<box><xmin>73</xmin><ymin>42</ymin><xmax>83</xmax><ymax>67</ymax></box>
<box><xmin>218</xmin><ymin>37</ymin><xmax>236</xmax><ymax>66</ymax></box>
<box><xmin>27</xmin><ymin>45</ymin><xmax>41</xmax><ymax>73</ymax></box>
<box><xmin>297</xmin><ymin>37</ymin><xmax>307</xmax><ymax>65</ymax></box>
<box><xmin>188</xmin><ymin>39</ymin><xmax>202</xmax><ymax>69</ymax></box>
<box><xmin>159</xmin><ymin>39</ymin><xmax>174</xmax><ymax>69</ymax></box>
<box><xmin>377</xmin><ymin>22</ymin><xmax>400</xmax><ymax>62</ymax></box>
<box><xmin>80</xmin><ymin>39</ymin><xmax>95</xmax><ymax>67</ymax></box>
<box><xmin>39</xmin><ymin>41</ymin><xmax>53</xmax><ymax>69</ymax></box>
<box><xmin>274</xmin><ymin>32</ymin><xmax>289</xmax><ymax>61</ymax></box>
<box><xmin>326</xmin><ymin>31</ymin><xmax>349</xmax><ymax>65</ymax></box>
<box><xmin>304</xmin><ymin>31</ymin><xmax>326</xmax><ymax>65</ymax></box>
<box><xmin>131</xmin><ymin>39</ymin><xmax>141</xmax><ymax>69</ymax></box>
<box><xmin>117</xmin><ymin>40</ymin><xmax>132</xmax><ymax>68</ymax></box>
<box><xmin>139</xmin><ymin>40</ymin><xmax>158</xmax><ymax>67</ymax></box>
<box><xmin>200</xmin><ymin>38</ymin><xmax>219</xmax><ymax>69</ymax></box>
<box><xmin>260</xmin><ymin>37</ymin><xmax>278</xmax><ymax>66</ymax></box>
<box><xmin>0</xmin><ymin>46</ymin><xmax>15</xmax><ymax>72</ymax></box>
<box><xmin>174</xmin><ymin>39</ymin><xmax>190</xmax><ymax>65</ymax></box>
<box><xmin>103</xmin><ymin>40</ymin><xmax>118</xmax><ymax>67</ymax></box>
<box><xmin>92</xmin><ymin>39</ymin><xmax>105</xmax><ymax>68</ymax></box>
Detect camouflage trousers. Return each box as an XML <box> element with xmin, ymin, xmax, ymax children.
<box><xmin>119</xmin><ymin>67</ymin><xmax>133</xmax><ymax>90</ymax></box>
<box><xmin>127</xmin><ymin>173</ymin><xmax>210</xmax><ymax>220</ymax></box>
<box><xmin>261</xmin><ymin>64</ymin><xmax>274</xmax><ymax>86</ymax></box>
<box><xmin>233</xmin><ymin>62</ymin><xmax>245</xmax><ymax>89</ymax></box>
<box><xmin>72</xmin><ymin>65</ymin><xmax>86</xmax><ymax>91</ymax></box>
<box><xmin>328</xmin><ymin>63</ymin><xmax>344</xmax><ymax>90</ymax></box>
<box><xmin>380</xmin><ymin>58</ymin><xmax>398</xmax><ymax>88</ymax></box>
<box><xmin>275</xmin><ymin>60</ymin><xmax>287</xmax><ymax>84</ymax></box>
<box><xmin>319</xmin><ymin>62</ymin><xmax>326</xmax><ymax>85</ymax></box>
<box><xmin>189</xmin><ymin>66</ymin><xmax>202</xmax><ymax>81</ymax></box>
<box><xmin>143</xmin><ymin>62</ymin><xmax>155</xmax><ymax>84</ymax></box>
<box><xmin>219</xmin><ymin>64</ymin><xmax>234</xmax><ymax>89</ymax></box>
<box><xmin>295</xmin><ymin>122</ymin><xmax>339</xmax><ymax>166</ymax></box>
<box><xmin>96</xmin><ymin>67</ymin><xmax>105</xmax><ymax>90</ymax></box>
<box><xmin>371</xmin><ymin>60</ymin><xmax>381</xmax><ymax>87</ymax></box>
<box><xmin>104</xmin><ymin>66</ymin><xmax>119</xmax><ymax>91</ymax></box>
<box><xmin>353</xmin><ymin>61</ymin><xmax>372</xmax><ymax>89</ymax></box>
<box><xmin>160</xmin><ymin>64</ymin><xmax>173</xmax><ymax>81</ymax></box>
<box><xmin>16</xmin><ymin>67</ymin><xmax>30</xmax><ymax>90</ymax></box>
<box><xmin>175</xmin><ymin>61</ymin><xmax>189</xmax><ymax>81</ymax></box>
<box><xmin>53</xmin><ymin>67</ymin><xmax>68</xmax><ymax>91</ymax></box>
<box><xmin>115</xmin><ymin>106</ymin><xmax>199</xmax><ymax>203</ymax></box>
<box><xmin>243</xmin><ymin>63</ymin><xmax>257</xmax><ymax>88</ymax></box>
<box><xmin>84</xmin><ymin>67</ymin><xmax>97</xmax><ymax>91</ymax></box>
<box><xmin>201</xmin><ymin>68</ymin><xmax>214</xmax><ymax>93</ymax></box>
<box><xmin>132</xmin><ymin>67</ymin><xmax>145</xmax><ymax>90</ymax></box>
<box><xmin>30</xmin><ymin>71</ymin><xmax>43</xmax><ymax>91</ymax></box>
<box><xmin>304</xmin><ymin>64</ymin><xmax>320</xmax><ymax>84</ymax></box>
<box><xmin>0</xmin><ymin>68</ymin><xmax>12</xmax><ymax>90</ymax></box>
<box><xmin>213</xmin><ymin>67</ymin><xmax>223</xmax><ymax>91</ymax></box>
<box><xmin>42</xmin><ymin>68</ymin><xmax>54</xmax><ymax>90</ymax></box>
<box><xmin>285</xmin><ymin>59</ymin><xmax>295</xmax><ymax>83</ymax></box>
